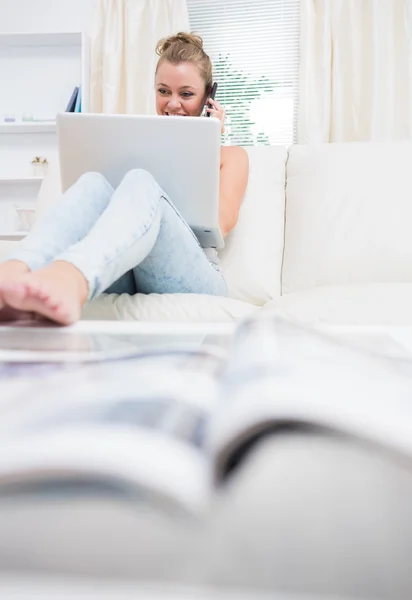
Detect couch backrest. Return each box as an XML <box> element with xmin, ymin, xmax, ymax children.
<box><xmin>220</xmin><ymin>146</ymin><xmax>287</xmax><ymax>305</ymax></box>
<box><xmin>282</xmin><ymin>141</ymin><xmax>412</xmax><ymax>294</ymax></box>
<box><xmin>36</xmin><ymin>146</ymin><xmax>288</xmax><ymax>305</ymax></box>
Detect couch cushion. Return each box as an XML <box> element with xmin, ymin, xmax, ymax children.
<box><xmin>219</xmin><ymin>146</ymin><xmax>287</xmax><ymax>305</ymax></box>
<box><xmin>283</xmin><ymin>141</ymin><xmax>412</xmax><ymax>294</ymax></box>
<box><xmin>261</xmin><ymin>283</ymin><xmax>412</xmax><ymax>326</ymax></box>
<box><xmin>82</xmin><ymin>293</ymin><xmax>257</xmax><ymax>322</ymax></box>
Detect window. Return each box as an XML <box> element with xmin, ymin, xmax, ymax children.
<box><xmin>187</xmin><ymin>0</ymin><xmax>300</xmax><ymax>146</ymax></box>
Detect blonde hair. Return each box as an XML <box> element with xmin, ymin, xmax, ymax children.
<box><xmin>155</xmin><ymin>32</ymin><xmax>213</xmax><ymax>94</ymax></box>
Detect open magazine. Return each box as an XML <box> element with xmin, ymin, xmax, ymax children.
<box><xmin>1</xmin><ymin>316</ymin><xmax>412</xmax><ymax>515</ymax></box>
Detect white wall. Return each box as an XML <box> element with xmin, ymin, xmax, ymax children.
<box><xmin>0</xmin><ymin>0</ymin><xmax>97</xmax><ymax>33</ymax></box>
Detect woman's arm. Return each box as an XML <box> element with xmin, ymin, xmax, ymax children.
<box><xmin>219</xmin><ymin>146</ymin><xmax>249</xmax><ymax>237</ymax></box>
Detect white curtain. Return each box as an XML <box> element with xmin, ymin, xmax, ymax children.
<box><xmin>89</xmin><ymin>0</ymin><xmax>189</xmax><ymax>115</ymax></box>
<box><xmin>299</xmin><ymin>0</ymin><xmax>412</xmax><ymax>143</ymax></box>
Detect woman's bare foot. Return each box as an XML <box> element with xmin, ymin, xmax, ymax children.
<box><xmin>0</xmin><ymin>261</ymin><xmax>89</xmax><ymax>326</ymax></box>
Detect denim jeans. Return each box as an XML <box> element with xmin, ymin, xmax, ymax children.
<box><xmin>4</xmin><ymin>169</ymin><xmax>228</xmax><ymax>300</ymax></box>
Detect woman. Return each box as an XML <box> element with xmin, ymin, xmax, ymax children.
<box><xmin>0</xmin><ymin>33</ymin><xmax>249</xmax><ymax>325</ymax></box>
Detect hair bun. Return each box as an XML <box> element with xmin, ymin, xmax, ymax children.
<box><xmin>156</xmin><ymin>32</ymin><xmax>204</xmax><ymax>56</ymax></box>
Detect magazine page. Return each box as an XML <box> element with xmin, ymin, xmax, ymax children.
<box><xmin>208</xmin><ymin>316</ymin><xmax>412</xmax><ymax>483</ymax></box>
<box><xmin>0</xmin><ymin>348</ymin><xmax>225</xmax><ymax>515</ymax></box>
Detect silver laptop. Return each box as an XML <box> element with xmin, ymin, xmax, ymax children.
<box><xmin>57</xmin><ymin>112</ymin><xmax>224</xmax><ymax>249</ymax></box>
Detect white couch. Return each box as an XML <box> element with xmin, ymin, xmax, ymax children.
<box><xmin>2</xmin><ymin>141</ymin><xmax>412</xmax><ymax>325</ymax></box>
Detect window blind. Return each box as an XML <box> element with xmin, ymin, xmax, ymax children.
<box><xmin>187</xmin><ymin>0</ymin><xmax>300</xmax><ymax>146</ymax></box>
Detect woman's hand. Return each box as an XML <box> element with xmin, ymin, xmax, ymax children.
<box><xmin>205</xmin><ymin>98</ymin><xmax>226</xmax><ymax>134</ymax></box>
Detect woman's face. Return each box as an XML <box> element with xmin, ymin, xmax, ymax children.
<box><xmin>155</xmin><ymin>61</ymin><xmax>207</xmax><ymax>117</ymax></box>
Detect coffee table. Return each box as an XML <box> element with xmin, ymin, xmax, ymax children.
<box><xmin>1</xmin><ymin>319</ymin><xmax>412</xmax><ymax>362</ymax></box>
<box><xmin>0</xmin><ymin>321</ymin><xmax>238</xmax><ymax>363</ymax></box>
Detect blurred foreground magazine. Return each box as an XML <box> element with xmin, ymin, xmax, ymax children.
<box><xmin>0</xmin><ymin>316</ymin><xmax>412</xmax><ymax>515</ymax></box>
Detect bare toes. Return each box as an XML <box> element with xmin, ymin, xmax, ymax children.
<box><xmin>0</xmin><ymin>281</ymin><xmax>27</xmax><ymax>297</ymax></box>
<box><xmin>24</xmin><ymin>281</ymin><xmax>44</xmax><ymax>298</ymax></box>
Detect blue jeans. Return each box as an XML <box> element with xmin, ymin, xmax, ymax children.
<box><xmin>4</xmin><ymin>169</ymin><xmax>228</xmax><ymax>300</ymax></box>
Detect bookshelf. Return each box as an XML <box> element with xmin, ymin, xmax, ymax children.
<box><xmin>0</xmin><ymin>30</ymin><xmax>90</xmax><ymax>239</ymax></box>
<box><xmin>0</xmin><ymin>31</ymin><xmax>89</xmax><ymax>119</ymax></box>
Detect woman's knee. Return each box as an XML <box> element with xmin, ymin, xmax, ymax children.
<box><xmin>77</xmin><ymin>171</ymin><xmax>113</xmax><ymax>193</ymax></box>
<box><xmin>121</xmin><ymin>168</ymin><xmax>158</xmax><ymax>188</ymax></box>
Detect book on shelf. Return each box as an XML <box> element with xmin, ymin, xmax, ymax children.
<box><xmin>65</xmin><ymin>86</ymin><xmax>80</xmax><ymax>112</ymax></box>
<box><xmin>0</xmin><ymin>316</ymin><xmax>411</xmax><ymax>515</ymax></box>
<box><xmin>74</xmin><ymin>85</ymin><xmax>82</xmax><ymax>113</ymax></box>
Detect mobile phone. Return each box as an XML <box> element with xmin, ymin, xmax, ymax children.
<box><xmin>205</xmin><ymin>82</ymin><xmax>218</xmax><ymax>117</ymax></box>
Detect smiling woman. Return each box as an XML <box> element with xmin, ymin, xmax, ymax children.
<box><xmin>0</xmin><ymin>32</ymin><xmax>248</xmax><ymax>326</ymax></box>
<box><xmin>156</xmin><ymin>60</ymin><xmax>204</xmax><ymax>117</ymax></box>
<box><xmin>155</xmin><ymin>33</ymin><xmax>217</xmax><ymax>121</ymax></box>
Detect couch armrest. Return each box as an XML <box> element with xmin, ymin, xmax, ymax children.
<box><xmin>35</xmin><ymin>160</ymin><xmax>62</xmax><ymax>221</ymax></box>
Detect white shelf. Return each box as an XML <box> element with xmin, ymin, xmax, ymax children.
<box><xmin>0</xmin><ymin>122</ymin><xmax>56</xmax><ymax>134</ymax></box>
<box><xmin>0</xmin><ymin>32</ymin><xmax>82</xmax><ymax>47</ymax></box>
<box><xmin>0</xmin><ymin>231</ymin><xmax>28</xmax><ymax>240</ymax></box>
<box><xmin>0</xmin><ymin>175</ymin><xmax>44</xmax><ymax>183</ymax></box>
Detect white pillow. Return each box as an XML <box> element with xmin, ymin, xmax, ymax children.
<box><xmin>219</xmin><ymin>146</ymin><xmax>287</xmax><ymax>306</ymax></box>
<box><xmin>283</xmin><ymin>141</ymin><xmax>412</xmax><ymax>294</ymax></box>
